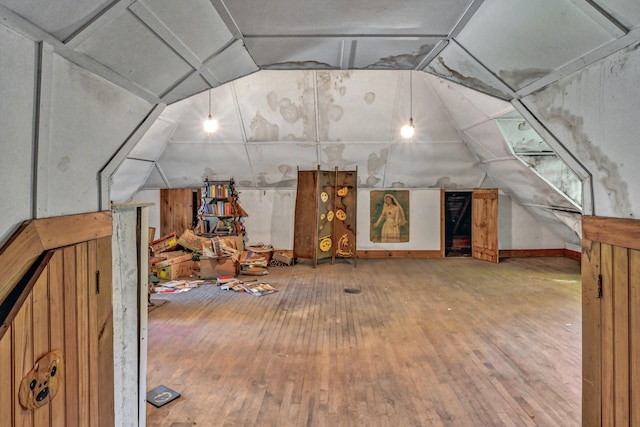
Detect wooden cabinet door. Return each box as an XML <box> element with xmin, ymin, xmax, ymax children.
<box><xmin>582</xmin><ymin>216</ymin><xmax>640</xmax><ymax>427</ymax></box>
<box><xmin>472</xmin><ymin>188</ymin><xmax>498</xmax><ymax>263</ymax></box>
<box><xmin>160</xmin><ymin>188</ymin><xmax>198</xmax><ymax>237</ymax></box>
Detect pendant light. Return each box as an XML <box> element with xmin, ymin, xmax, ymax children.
<box><xmin>203</xmin><ymin>89</ymin><xmax>218</xmax><ymax>133</ymax></box>
<box><xmin>400</xmin><ymin>71</ymin><xmax>415</xmax><ymax>139</ymax></box>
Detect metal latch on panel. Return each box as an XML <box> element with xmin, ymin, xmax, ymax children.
<box><xmin>597</xmin><ymin>274</ymin><xmax>602</xmax><ymax>299</ymax></box>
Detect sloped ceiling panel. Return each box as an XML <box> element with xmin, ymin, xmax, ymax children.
<box><xmin>427</xmin><ymin>75</ymin><xmax>513</xmax><ymax>130</ymax></box>
<box><xmin>318</xmin><ymin>143</ymin><xmax>388</xmax><ymax>188</ymax></box>
<box><xmin>156</xmin><ymin>142</ymin><xmax>254</xmax><ymax>187</ymax></box>
<box><xmin>425</xmin><ymin>41</ymin><xmax>513</xmax><ymax>99</ymax></box>
<box><xmin>353</xmin><ymin>38</ymin><xmax>439</xmax><ymax>69</ymax></box>
<box><xmin>203</xmin><ymin>40</ymin><xmax>259</xmax><ymax>84</ymax></box>
<box><xmin>161</xmin><ymin>73</ymin><xmax>211</xmax><ymax>106</ymax></box>
<box><xmin>384</xmin><ymin>142</ymin><xmax>485</xmax><ymax>189</ymax></box>
<box><xmin>169</xmin><ymin>86</ymin><xmax>246</xmax><ymax>143</ymax></box>
<box><xmin>456</xmin><ymin>0</ymin><xmax>620</xmax><ymax>91</ymax></box>
<box><xmin>223</xmin><ymin>0</ymin><xmax>472</xmax><ymax>36</ymax></box>
<box><xmin>523</xmin><ymin>42</ymin><xmax>640</xmax><ymax>217</ymax></box>
<box><xmin>483</xmin><ymin>160</ymin><xmax>578</xmax><ymax>211</ymax></box>
<box><xmin>463</xmin><ymin>121</ymin><xmax>514</xmax><ymax>161</ymax></box>
<box><xmin>593</xmin><ymin>0</ymin><xmax>640</xmax><ymax>29</ymax></box>
<box><xmin>0</xmin><ymin>0</ymin><xmax>109</xmax><ymax>41</ymax></box>
<box><xmin>246</xmin><ymin>143</ymin><xmax>317</xmax><ymax>187</ymax></box>
<box><xmin>128</xmin><ymin>117</ymin><xmax>176</xmax><ymax>161</ymax></box>
<box><xmin>137</xmin><ymin>0</ymin><xmax>234</xmax><ymax>62</ymax></box>
<box><xmin>246</xmin><ymin>38</ymin><xmax>344</xmax><ymax>69</ymax></box>
<box><xmin>402</xmin><ymin>72</ymin><xmax>463</xmax><ymax>143</ymax></box>
<box><xmin>74</xmin><ymin>11</ymin><xmax>193</xmax><ymax>96</ymax></box>
<box><xmin>111</xmin><ymin>158</ymin><xmax>156</xmax><ymax>202</ymax></box>
<box><xmin>144</xmin><ymin>164</ymin><xmax>166</xmax><ymax>188</ymax></box>
<box><xmin>234</xmin><ymin>70</ymin><xmax>317</xmax><ymax>142</ymax></box>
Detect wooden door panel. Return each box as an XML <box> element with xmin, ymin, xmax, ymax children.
<box><xmin>294</xmin><ymin>170</ymin><xmax>318</xmax><ymax>260</ymax></box>
<box><xmin>581</xmin><ymin>238</ymin><xmax>601</xmax><ymax>427</ymax></box>
<box><xmin>160</xmin><ymin>188</ymin><xmax>197</xmax><ymax>237</ymax></box>
<box><xmin>583</xmin><ymin>216</ymin><xmax>640</xmax><ymax>426</ymax></box>
<box><xmin>472</xmin><ymin>189</ymin><xmax>498</xmax><ymax>263</ymax></box>
<box><xmin>631</xmin><ymin>249</ymin><xmax>640</xmax><ymax>427</ymax></box>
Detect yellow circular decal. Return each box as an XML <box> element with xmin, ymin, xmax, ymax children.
<box><xmin>327</xmin><ymin>211</ymin><xmax>334</xmax><ymax>222</ymax></box>
<box><xmin>336</xmin><ymin>209</ymin><xmax>346</xmax><ymax>221</ymax></box>
<box><xmin>320</xmin><ymin>213</ymin><xmax>326</xmax><ymax>220</ymax></box>
<box><xmin>320</xmin><ymin>191</ymin><xmax>329</xmax><ymax>203</ymax></box>
<box><xmin>337</xmin><ymin>187</ymin><xmax>348</xmax><ymax>197</ymax></box>
<box><xmin>319</xmin><ymin>237</ymin><xmax>332</xmax><ymax>252</ymax></box>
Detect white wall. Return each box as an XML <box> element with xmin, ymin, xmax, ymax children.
<box><xmin>135</xmin><ymin>187</ymin><xmax>570</xmax><ymax>251</ymax></box>
<box><xmin>524</xmin><ymin>44</ymin><xmax>640</xmax><ymax>219</ymax></box>
<box><xmin>498</xmin><ymin>194</ymin><xmax>570</xmax><ymax>250</ymax></box>
<box><xmin>130</xmin><ymin>189</ymin><xmax>161</xmax><ymax>240</ymax></box>
<box><xmin>0</xmin><ymin>25</ymin><xmax>36</xmax><ymax>245</ymax></box>
<box><xmin>0</xmin><ymin>25</ymin><xmax>154</xmax><ymax>245</ymax></box>
<box><xmin>357</xmin><ymin>189</ymin><xmax>442</xmax><ymax>250</ymax></box>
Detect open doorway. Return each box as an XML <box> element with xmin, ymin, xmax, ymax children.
<box><xmin>444</xmin><ymin>191</ymin><xmax>472</xmax><ymax>257</ymax></box>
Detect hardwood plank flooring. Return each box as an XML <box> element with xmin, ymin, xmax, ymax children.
<box><xmin>146</xmin><ymin>257</ymin><xmax>581</xmax><ymax>427</ymax></box>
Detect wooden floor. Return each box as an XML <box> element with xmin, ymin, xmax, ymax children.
<box><xmin>146</xmin><ymin>257</ymin><xmax>582</xmax><ymax>427</ymax></box>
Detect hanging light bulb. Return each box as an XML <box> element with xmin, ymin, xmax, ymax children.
<box><xmin>203</xmin><ymin>89</ymin><xmax>218</xmax><ymax>133</ymax></box>
<box><xmin>401</xmin><ymin>118</ymin><xmax>415</xmax><ymax>138</ymax></box>
<box><xmin>401</xmin><ymin>71</ymin><xmax>415</xmax><ymax>139</ymax></box>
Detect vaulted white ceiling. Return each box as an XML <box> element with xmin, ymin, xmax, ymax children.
<box><xmin>3</xmin><ymin>0</ymin><xmax>640</xmax><ymax>240</ymax></box>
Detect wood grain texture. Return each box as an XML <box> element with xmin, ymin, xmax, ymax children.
<box><xmin>48</xmin><ymin>251</ymin><xmax>67</xmax><ymax>426</ymax></box>
<box><xmin>0</xmin><ymin>323</ymin><xmax>12</xmax><ymax>427</ymax></box>
<box><xmin>472</xmin><ymin>189</ymin><xmax>498</xmax><ymax>263</ymax></box>
<box><xmin>631</xmin><ymin>250</ymin><xmax>640</xmax><ymax>427</ymax></box>
<box><xmin>0</xmin><ymin>234</ymin><xmax>113</xmax><ymax>427</ymax></box>
<box><xmin>294</xmin><ymin>170</ymin><xmax>318</xmax><ymax>260</ymax></box>
<box><xmin>601</xmin><ymin>243</ymin><xmax>614</xmax><ymax>427</ymax></box>
<box><xmin>357</xmin><ymin>250</ymin><xmax>442</xmax><ymax>259</ymax></box>
<box><xmin>146</xmin><ymin>257</ymin><xmax>582</xmax><ymax>427</ymax></box>
<box><xmin>581</xmin><ymin>239</ymin><xmax>601</xmax><ymax>427</ymax></box>
<box><xmin>32</xmin><ymin>268</ymin><xmax>51</xmax><ymax>427</ymax></box>
<box><xmin>63</xmin><ymin>245</ymin><xmax>79</xmax><ymax>427</ymax></box>
<box><xmin>96</xmin><ymin>236</ymin><xmax>115</xmax><ymax>427</ymax></box>
<box><xmin>583</xmin><ymin>216</ymin><xmax>640</xmax><ymax>251</ymax></box>
<box><xmin>0</xmin><ymin>211</ymin><xmax>112</xmax><ymax>327</ymax></box>
<box><xmin>33</xmin><ymin>211</ymin><xmax>112</xmax><ymax>250</ymax></box>
<box><xmin>160</xmin><ymin>188</ymin><xmax>197</xmax><ymax>238</ymax></box>
<box><xmin>612</xmin><ymin>246</ymin><xmax>629</xmax><ymax>426</ymax></box>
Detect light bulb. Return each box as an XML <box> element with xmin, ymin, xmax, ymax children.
<box><xmin>400</xmin><ymin>118</ymin><xmax>415</xmax><ymax>139</ymax></box>
<box><xmin>203</xmin><ymin>115</ymin><xmax>218</xmax><ymax>133</ymax></box>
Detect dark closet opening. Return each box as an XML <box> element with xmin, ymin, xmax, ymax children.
<box><xmin>444</xmin><ymin>191</ymin><xmax>472</xmax><ymax>257</ymax></box>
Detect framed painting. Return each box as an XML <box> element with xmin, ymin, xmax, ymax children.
<box><xmin>370</xmin><ymin>190</ymin><xmax>409</xmax><ymax>242</ymax></box>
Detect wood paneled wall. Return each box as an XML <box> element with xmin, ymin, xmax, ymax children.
<box><xmin>582</xmin><ymin>216</ymin><xmax>640</xmax><ymax>427</ymax></box>
<box><xmin>160</xmin><ymin>188</ymin><xmax>198</xmax><ymax>237</ymax></box>
<box><xmin>0</xmin><ymin>213</ymin><xmax>113</xmax><ymax>427</ymax></box>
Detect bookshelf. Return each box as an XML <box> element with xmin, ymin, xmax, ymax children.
<box><xmin>196</xmin><ymin>178</ymin><xmax>247</xmax><ymax>237</ymax></box>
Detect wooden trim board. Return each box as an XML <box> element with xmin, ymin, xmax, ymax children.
<box><xmin>0</xmin><ymin>211</ymin><xmax>112</xmax><ymax>320</ymax></box>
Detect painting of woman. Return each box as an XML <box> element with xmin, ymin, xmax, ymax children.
<box><xmin>370</xmin><ymin>191</ymin><xmax>409</xmax><ymax>242</ymax></box>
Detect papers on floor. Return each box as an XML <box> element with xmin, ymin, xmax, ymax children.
<box><xmin>154</xmin><ymin>279</ymin><xmax>201</xmax><ymax>294</ymax></box>
<box><xmin>216</xmin><ymin>276</ymin><xmax>279</xmax><ymax>296</ymax></box>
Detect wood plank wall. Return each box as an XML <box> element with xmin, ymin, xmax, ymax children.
<box><xmin>160</xmin><ymin>188</ymin><xmax>198</xmax><ymax>237</ymax></box>
<box><xmin>582</xmin><ymin>216</ymin><xmax>640</xmax><ymax>427</ymax></box>
<box><xmin>0</xmin><ymin>237</ymin><xmax>113</xmax><ymax>427</ymax></box>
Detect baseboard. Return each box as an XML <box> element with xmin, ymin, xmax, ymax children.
<box><xmin>499</xmin><ymin>248</ymin><xmax>581</xmax><ymax>260</ymax></box>
<box><xmin>356</xmin><ymin>250</ymin><xmax>443</xmax><ymax>259</ymax></box>
<box><xmin>564</xmin><ymin>248</ymin><xmax>581</xmax><ymax>261</ymax></box>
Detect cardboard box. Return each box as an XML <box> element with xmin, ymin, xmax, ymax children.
<box><xmin>153</xmin><ymin>251</ymin><xmax>193</xmax><ymax>268</ymax></box>
<box><xmin>150</xmin><ymin>233</ymin><xmax>178</xmax><ymax>254</ymax></box>
<box><xmin>157</xmin><ymin>260</ymin><xmax>194</xmax><ymax>280</ymax></box>
<box><xmin>273</xmin><ymin>251</ymin><xmax>294</xmax><ymax>266</ymax></box>
<box><xmin>177</xmin><ymin>229</ymin><xmax>212</xmax><ymax>252</ymax></box>
<box><xmin>199</xmin><ymin>256</ymin><xmax>239</xmax><ymax>279</ymax></box>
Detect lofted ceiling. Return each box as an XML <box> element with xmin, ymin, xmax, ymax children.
<box><xmin>3</xmin><ymin>0</ymin><xmax>640</xmax><ymax>241</ymax></box>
